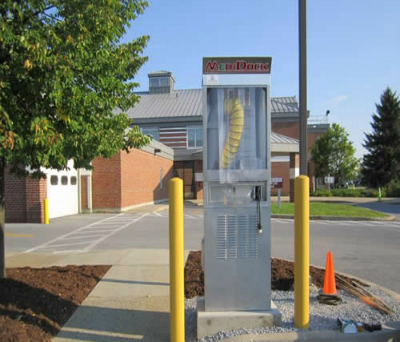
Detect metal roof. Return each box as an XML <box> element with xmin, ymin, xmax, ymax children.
<box><xmin>174</xmin><ymin>132</ymin><xmax>299</xmax><ymax>161</ymax></box>
<box><xmin>125</xmin><ymin>89</ymin><xmax>298</xmax><ymax>120</ymax></box>
<box><xmin>271</xmin><ymin>132</ymin><xmax>298</xmax><ymax>145</ymax></box>
<box><xmin>271</xmin><ymin>96</ymin><xmax>299</xmax><ymax>114</ymax></box>
<box><xmin>271</xmin><ymin>132</ymin><xmax>299</xmax><ymax>153</ymax></box>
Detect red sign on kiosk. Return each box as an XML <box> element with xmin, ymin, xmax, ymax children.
<box><xmin>203</xmin><ymin>57</ymin><xmax>272</xmax><ymax>74</ymax></box>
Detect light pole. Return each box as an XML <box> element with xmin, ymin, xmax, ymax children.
<box><xmin>299</xmin><ymin>0</ymin><xmax>307</xmax><ymax>176</ymax></box>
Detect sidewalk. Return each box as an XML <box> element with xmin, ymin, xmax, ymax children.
<box><xmin>8</xmin><ymin>249</ymin><xmax>185</xmax><ymax>342</ymax></box>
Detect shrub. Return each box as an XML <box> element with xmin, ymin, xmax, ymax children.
<box><xmin>311</xmin><ymin>188</ymin><xmax>386</xmax><ymax>198</ymax></box>
<box><xmin>310</xmin><ymin>189</ymin><xmax>333</xmax><ymax>197</ymax></box>
<box><xmin>385</xmin><ymin>181</ymin><xmax>400</xmax><ymax>197</ymax></box>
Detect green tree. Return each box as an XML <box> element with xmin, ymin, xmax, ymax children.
<box><xmin>311</xmin><ymin>123</ymin><xmax>359</xmax><ymax>187</ymax></box>
<box><xmin>0</xmin><ymin>0</ymin><xmax>151</xmax><ymax>278</ymax></box>
<box><xmin>362</xmin><ymin>87</ymin><xmax>400</xmax><ymax>188</ymax></box>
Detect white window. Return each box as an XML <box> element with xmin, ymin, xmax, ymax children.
<box><xmin>141</xmin><ymin>128</ymin><xmax>159</xmax><ymax>140</ymax></box>
<box><xmin>50</xmin><ymin>175</ymin><xmax>58</xmax><ymax>185</ymax></box>
<box><xmin>149</xmin><ymin>77</ymin><xmax>169</xmax><ymax>87</ymax></box>
<box><xmin>149</xmin><ymin>78</ymin><xmax>159</xmax><ymax>88</ymax></box>
<box><xmin>70</xmin><ymin>176</ymin><xmax>77</xmax><ymax>185</ymax></box>
<box><xmin>187</xmin><ymin>127</ymin><xmax>203</xmax><ymax>148</ymax></box>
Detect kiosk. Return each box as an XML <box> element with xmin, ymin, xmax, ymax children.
<box><xmin>197</xmin><ymin>57</ymin><xmax>281</xmax><ymax>338</ymax></box>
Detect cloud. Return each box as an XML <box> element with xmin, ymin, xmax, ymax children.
<box><xmin>329</xmin><ymin>95</ymin><xmax>349</xmax><ymax>103</ymax></box>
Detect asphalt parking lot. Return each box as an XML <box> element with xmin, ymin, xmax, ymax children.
<box><xmin>5</xmin><ymin>203</ymin><xmax>400</xmax><ymax>293</ymax></box>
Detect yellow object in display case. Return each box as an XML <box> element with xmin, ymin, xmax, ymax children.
<box><xmin>219</xmin><ymin>98</ymin><xmax>244</xmax><ymax>169</ymax></box>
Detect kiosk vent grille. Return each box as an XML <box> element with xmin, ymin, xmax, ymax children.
<box><xmin>217</xmin><ymin>214</ymin><xmax>258</xmax><ymax>259</ymax></box>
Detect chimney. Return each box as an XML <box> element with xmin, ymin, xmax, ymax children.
<box><xmin>148</xmin><ymin>71</ymin><xmax>175</xmax><ymax>94</ymax></box>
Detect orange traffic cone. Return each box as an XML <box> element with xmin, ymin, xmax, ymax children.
<box><xmin>322</xmin><ymin>251</ymin><xmax>337</xmax><ymax>295</ymax></box>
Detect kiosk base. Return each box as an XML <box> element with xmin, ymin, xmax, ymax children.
<box><xmin>196</xmin><ymin>297</ymin><xmax>282</xmax><ymax>339</ymax></box>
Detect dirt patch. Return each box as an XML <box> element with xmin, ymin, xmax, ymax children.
<box><xmin>0</xmin><ymin>265</ymin><xmax>110</xmax><ymax>342</ymax></box>
<box><xmin>185</xmin><ymin>251</ymin><xmax>366</xmax><ymax>298</ymax></box>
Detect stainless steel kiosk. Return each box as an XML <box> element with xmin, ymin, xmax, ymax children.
<box><xmin>200</xmin><ymin>57</ymin><xmax>277</xmax><ymax>318</ymax></box>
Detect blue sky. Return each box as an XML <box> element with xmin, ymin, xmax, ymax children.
<box><xmin>123</xmin><ymin>0</ymin><xmax>400</xmax><ymax>159</ymax></box>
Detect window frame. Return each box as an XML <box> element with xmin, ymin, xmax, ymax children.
<box><xmin>187</xmin><ymin>126</ymin><xmax>203</xmax><ymax>149</ymax></box>
<box><xmin>70</xmin><ymin>176</ymin><xmax>77</xmax><ymax>186</ymax></box>
<box><xmin>149</xmin><ymin>76</ymin><xmax>170</xmax><ymax>88</ymax></box>
<box><xmin>50</xmin><ymin>175</ymin><xmax>58</xmax><ymax>186</ymax></box>
<box><xmin>141</xmin><ymin>127</ymin><xmax>159</xmax><ymax>141</ymax></box>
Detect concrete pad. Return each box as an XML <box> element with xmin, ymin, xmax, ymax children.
<box><xmin>50</xmin><ymin>249</ymin><xmax>130</xmax><ymax>266</ymax></box>
<box><xmin>53</xmin><ymin>296</ymin><xmax>170</xmax><ymax>342</ymax></box>
<box><xmin>116</xmin><ymin>249</ymin><xmax>190</xmax><ymax>266</ymax></box>
<box><xmin>116</xmin><ymin>249</ymin><xmax>170</xmax><ymax>266</ymax></box>
<box><xmin>89</xmin><ymin>265</ymin><xmax>170</xmax><ymax>298</ymax></box>
<box><xmin>5</xmin><ymin>252</ymin><xmax>66</xmax><ymax>268</ymax></box>
<box><xmin>197</xmin><ymin>297</ymin><xmax>282</xmax><ymax>339</ymax></box>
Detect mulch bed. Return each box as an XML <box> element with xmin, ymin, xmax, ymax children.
<box><xmin>0</xmin><ymin>265</ymin><xmax>110</xmax><ymax>342</ymax></box>
<box><xmin>185</xmin><ymin>251</ymin><xmax>366</xmax><ymax>298</ymax></box>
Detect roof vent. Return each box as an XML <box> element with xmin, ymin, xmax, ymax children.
<box><xmin>148</xmin><ymin>71</ymin><xmax>175</xmax><ymax>94</ymax></box>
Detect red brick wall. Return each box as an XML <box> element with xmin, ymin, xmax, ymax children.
<box><xmin>91</xmin><ymin>148</ymin><xmax>174</xmax><ymax>210</ymax></box>
<box><xmin>120</xmin><ymin>148</ymin><xmax>173</xmax><ymax>208</ymax></box>
<box><xmin>92</xmin><ymin>154</ymin><xmax>122</xmax><ymax>210</ymax></box>
<box><xmin>271</xmin><ymin>162</ymin><xmax>290</xmax><ymax>196</ymax></box>
<box><xmin>81</xmin><ymin>175</ymin><xmax>88</xmax><ymax>210</ymax></box>
<box><xmin>5</xmin><ymin>168</ymin><xmax>27</xmax><ymax>223</ymax></box>
<box><xmin>25</xmin><ymin>177</ymin><xmax>46</xmax><ymax>223</ymax></box>
<box><xmin>5</xmin><ymin>167</ymin><xmax>46</xmax><ymax>223</ymax></box>
<box><xmin>272</xmin><ymin>121</ymin><xmax>300</xmax><ymax>139</ymax></box>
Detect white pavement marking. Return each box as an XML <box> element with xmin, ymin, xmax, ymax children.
<box><xmin>332</xmin><ymin>221</ymin><xmax>354</xmax><ymax>226</ymax></box>
<box><xmin>312</xmin><ymin>221</ymin><xmax>331</xmax><ymax>225</ymax></box>
<box><xmin>24</xmin><ymin>214</ymin><xmax>123</xmax><ymax>253</ymax></box>
<box><xmin>272</xmin><ymin>219</ymin><xmax>288</xmax><ymax>224</ymax></box>
<box><xmin>53</xmin><ymin>250</ymin><xmax>87</xmax><ymax>254</ymax></box>
<box><xmin>82</xmin><ymin>213</ymin><xmax>148</xmax><ymax>252</ymax></box>
<box><xmin>60</xmin><ymin>235</ymin><xmax>105</xmax><ymax>240</ymax></box>
<box><xmin>78</xmin><ymin>229</ymin><xmax>117</xmax><ymax>233</ymax></box>
<box><xmin>42</xmin><ymin>241</ymin><xmax>97</xmax><ymax>248</ymax></box>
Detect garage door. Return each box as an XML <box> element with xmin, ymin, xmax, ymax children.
<box><xmin>46</xmin><ymin>162</ymin><xmax>79</xmax><ymax>218</ymax></box>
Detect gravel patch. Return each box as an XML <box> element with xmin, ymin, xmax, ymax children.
<box><xmin>185</xmin><ymin>286</ymin><xmax>400</xmax><ymax>342</ymax></box>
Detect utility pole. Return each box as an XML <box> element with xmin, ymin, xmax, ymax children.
<box><xmin>299</xmin><ymin>0</ymin><xmax>307</xmax><ymax>175</ymax></box>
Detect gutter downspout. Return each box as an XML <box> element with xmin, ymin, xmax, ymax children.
<box><xmin>87</xmin><ymin>174</ymin><xmax>93</xmax><ymax>213</ymax></box>
<box><xmin>77</xmin><ymin>169</ymin><xmax>82</xmax><ymax>214</ymax></box>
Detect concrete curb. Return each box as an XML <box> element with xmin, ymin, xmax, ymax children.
<box><xmin>272</xmin><ymin>214</ymin><xmax>397</xmax><ymax>221</ymax></box>
<box><xmin>226</xmin><ymin>323</ymin><xmax>400</xmax><ymax>341</ymax></box>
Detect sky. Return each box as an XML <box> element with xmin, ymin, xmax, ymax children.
<box><xmin>122</xmin><ymin>0</ymin><xmax>400</xmax><ymax>159</ymax></box>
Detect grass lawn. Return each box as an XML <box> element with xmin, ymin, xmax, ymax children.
<box><xmin>271</xmin><ymin>202</ymin><xmax>389</xmax><ymax>218</ymax></box>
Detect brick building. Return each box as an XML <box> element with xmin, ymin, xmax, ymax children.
<box><xmin>5</xmin><ymin>71</ymin><xmax>328</xmax><ymax>223</ymax></box>
<box><xmin>127</xmin><ymin>71</ymin><xmax>328</xmax><ymax>200</ymax></box>
<box><xmin>5</xmin><ymin>140</ymin><xmax>174</xmax><ymax>223</ymax></box>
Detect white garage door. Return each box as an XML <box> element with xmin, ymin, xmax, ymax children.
<box><xmin>46</xmin><ymin>162</ymin><xmax>79</xmax><ymax>218</ymax></box>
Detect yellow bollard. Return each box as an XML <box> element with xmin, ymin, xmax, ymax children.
<box><xmin>169</xmin><ymin>178</ymin><xmax>185</xmax><ymax>342</ymax></box>
<box><xmin>44</xmin><ymin>198</ymin><xmax>49</xmax><ymax>224</ymax></box>
<box><xmin>294</xmin><ymin>175</ymin><xmax>309</xmax><ymax>329</ymax></box>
